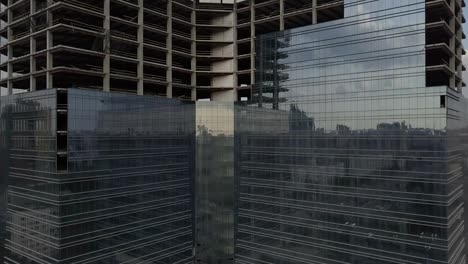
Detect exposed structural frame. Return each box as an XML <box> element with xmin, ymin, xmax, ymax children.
<box><xmin>0</xmin><ymin>0</ymin><xmax>348</xmax><ymax>101</ymax></box>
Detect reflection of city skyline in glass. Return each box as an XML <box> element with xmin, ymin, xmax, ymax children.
<box><xmin>0</xmin><ymin>89</ymin><xmax>196</xmax><ymax>263</ymax></box>
<box><xmin>242</xmin><ymin>0</ymin><xmax>465</xmax><ymax>263</ymax></box>
<box><xmin>255</xmin><ymin>0</ymin><xmax>439</xmax><ymax>131</ymax></box>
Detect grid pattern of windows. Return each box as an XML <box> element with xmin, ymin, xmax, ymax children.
<box><xmin>195</xmin><ymin>102</ymin><xmax>235</xmax><ymax>263</ymax></box>
<box><xmin>235</xmin><ymin>0</ymin><xmax>465</xmax><ymax>263</ymax></box>
<box><xmin>1</xmin><ymin>89</ymin><xmax>196</xmax><ymax>264</ymax></box>
<box><xmin>1</xmin><ymin>90</ymin><xmax>58</xmax><ymax>264</ymax></box>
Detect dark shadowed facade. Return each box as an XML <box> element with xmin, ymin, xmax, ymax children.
<box><xmin>0</xmin><ymin>89</ymin><xmax>195</xmax><ymax>264</ymax></box>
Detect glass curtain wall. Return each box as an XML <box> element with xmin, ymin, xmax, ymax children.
<box><xmin>1</xmin><ymin>89</ymin><xmax>196</xmax><ymax>264</ymax></box>
<box><xmin>195</xmin><ymin>102</ymin><xmax>235</xmax><ymax>263</ymax></box>
<box><xmin>236</xmin><ymin>0</ymin><xmax>465</xmax><ymax>263</ymax></box>
<box><xmin>0</xmin><ymin>90</ymin><xmax>59</xmax><ymax>264</ymax></box>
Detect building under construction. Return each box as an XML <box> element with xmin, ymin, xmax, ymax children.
<box><xmin>1</xmin><ymin>0</ymin><xmax>468</xmax><ymax>263</ymax></box>
<box><xmin>0</xmin><ymin>0</ymin><xmax>349</xmax><ymax>101</ymax></box>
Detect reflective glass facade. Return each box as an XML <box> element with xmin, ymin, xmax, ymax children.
<box><xmin>0</xmin><ymin>89</ymin><xmax>195</xmax><ymax>264</ymax></box>
<box><xmin>236</xmin><ymin>0</ymin><xmax>465</xmax><ymax>263</ymax></box>
<box><xmin>0</xmin><ymin>90</ymin><xmax>59</xmax><ymax>264</ymax></box>
<box><xmin>195</xmin><ymin>102</ymin><xmax>235</xmax><ymax>263</ymax></box>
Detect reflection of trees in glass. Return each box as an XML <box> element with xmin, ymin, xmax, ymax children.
<box><xmin>289</xmin><ymin>104</ymin><xmax>315</xmax><ymax>131</ymax></box>
<box><xmin>377</xmin><ymin>121</ymin><xmax>408</xmax><ymax>132</ymax></box>
<box><xmin>195</xmin><ymin>121</ymin><xmax>234</xmax><ymax>262</ymax></box>
<box><xmin>196</xmin><ymin>124</ymin><xmax>212</xmax><ymax>137</ymax></box>
<box><xmin>256</xmin><ymin>32</ymin><xmax>291</xmax><ymax>109</ymax></box>
<box><xmin>336</xmin><ymin>124</ymin><xmax>350</xmax><ymax>134</ymax></box>
<box><xmin>237</xmin><ymin>99</ymin><xmax>453</xmax><ymax>262</ymax></box>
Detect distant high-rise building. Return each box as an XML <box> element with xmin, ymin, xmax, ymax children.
<box><xmin>0</xmin><ymin>0</ymin><xmax>467</xmax><ymax>264</ymax></box>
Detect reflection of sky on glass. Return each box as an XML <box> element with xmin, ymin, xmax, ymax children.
<box><xmin>257</xmin><ymin>0</ymin><xmax>451</xmax><ymax>131</ymax></box>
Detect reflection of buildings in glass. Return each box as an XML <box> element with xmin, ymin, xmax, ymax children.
<box><xmin>256</xmin><ymin>32</ymin><xmax>291</xmax><ymax>109</ymax></box>
<box><xmin>0</xmin><ymin>106</ymin><xmax>6</xmax><ymax>261</ymax></box>
<box><xmin>242</xmin><ymin>0</ymin><xmax>465</xmax><ymax>263</ymax></box>
<box><xmin>64</xmin><ymin>90</ymin><xmax>195</xmax><ymax>263</ymax></box>
<box><xmin>195</xmin><ymin>102</ymin><xmax>236</xmax><ymax>263</ymax></box>
<box><xmin>9</xmin><ymin>208</ymin><xmax>58</xmax><ymax>259</ymax></box>
<box><xmin>1</xmin><ymin>89</ymin><xmax>196</xmax><ymax>264</ymax></box>
<box><xmin>0</xmin><ymin>91</ymin><xmax>60</xmax><ymax>264</ymax></box>
<box><xmin>236</xmin><ymin>109</ymin><xmax>456</xmax><ymax>263</ymax></box>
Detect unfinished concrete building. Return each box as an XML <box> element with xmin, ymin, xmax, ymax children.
<box><xmin>0</xmin><ymin>0</ymin><xmax>465</xmax><ymax>101</ymax></box>
<box><xmin>0</xmin><ymin>0</ymin><xmax>467</xmax><ymax>263</ymax></box>
<box><xmin>0</xmin><ymin>0</ymin><xmax>349</xmax><ymax>101</ymax></box>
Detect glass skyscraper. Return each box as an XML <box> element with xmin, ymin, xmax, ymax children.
<box><xmin>0</xmin><ymin>89</ymin><xmax>195</xmax><ymax>263</ymax></box>
<box><xmin>236</xmin><ymin>0</ymin><xmax>465</xmax><ymax>263</ymax></box>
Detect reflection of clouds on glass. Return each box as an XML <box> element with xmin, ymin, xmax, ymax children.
<box><xmin>244</xmin><ymin>2</ymin><xmax>465</xmax><ymax>262</ymax></box>
<box><xmin>281</xmin><ymin>0</ymin><xmax>426</xmax><ymax>95</ymax></box>
<box><xmin>257</xmin><ymin>0</ymin><xmax>444</xmax><ymax>131</ymax></box>
<box><xmin>196</xmin><ymin>102</ymin><xmax>234</xmax><ymax>136</ymax></box>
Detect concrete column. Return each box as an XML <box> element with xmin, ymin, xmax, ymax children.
<box><xmin>456</xmin><ymin>10</ymin><xmax>462</xmax><ymax>89</ymax></box>
<box><xmin>449</xmin><ymin>0</ymin><xmax>456</xmax><ymax>89</ymax></box>
<box><xmin>456</xmin><ymin>2</ymin><xmax>463</xmax><ymax>90</ymax></box>
<box><xmin>457</xmin><ymin>45</ymin><xmax>462</xmax><ymax>90</ymax></box>
<box><xmin>6</xmin><ymin>0</ymin><xmax>12</xmax><ymax>94</ymax></box>
<box><xmin>7</xmin><ymin>50</ymin><xmax>12</xmax><ymax>94</ymax></box>
<box><xmin>250</xmin><ymin>0</ymin><xmax>255</xmax><ymax>85</ymax></box>
<box><xmin>46</xmin><ymin>2</ymin><xmax>53</xmax><ymax>89</ymax></box>
<box><xmin>166</xmin><ymin>0</ymin><xmax>173</xmax><ymax>98</ymax></box>
<box><xmin>30</xmin><ymin>38</ymin><xmax>36</xmax><ymax>91</ymax></box>
<box><xmin>137</xmin><ymin>0</ymin><xmax>144</xmax><ymax>95</ymax></box>
<box><xmin>312</xmin><ymin>0</ymin><xmax>317</xmax><ymax>24</ymax></box>
<box><xmin>30</xmin><ymin>0</ymin><xmax>36</xmax><ymax>91</ymax></box>
<box><xmin>232</xmin><ymin>2</ymin><xmax>238</xmax><ymax>99</ymax></box>
<box><xmin>191</xmin><ymin>1</ymin><xmax>196</xmax><ymax>101</ymax></box>
<box><xmin>46</xmin><ymin>31</ymin><xmax>53</xmax><ymax>88</ymax></box>
<box><xmin>279</xmin><ymin>0</ymin><xmax>284</xmax><ymax>30</ymax></box>
<box><xmin>103</xmin><ymin>0</ymin><xmax>110</xmax><ymax>91</ymax></box>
